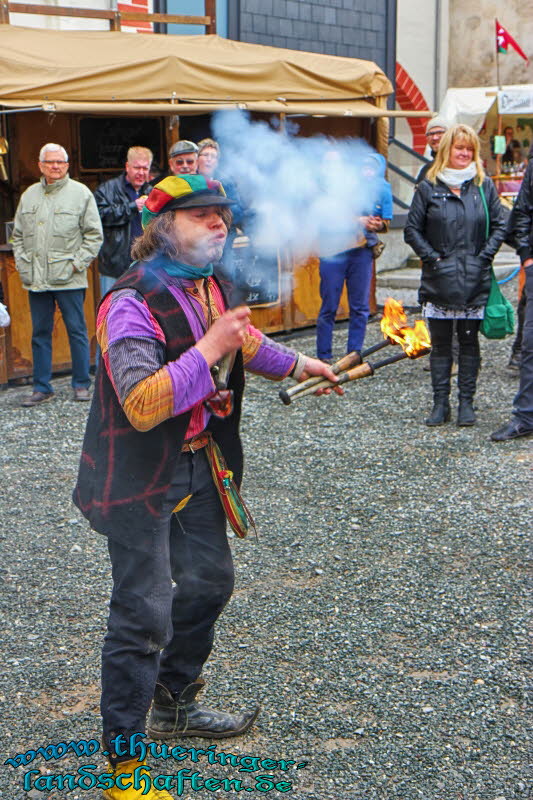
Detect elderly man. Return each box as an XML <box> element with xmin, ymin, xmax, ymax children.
<box><xmin>94</xmin><ymin>146</ymin><xmax>153</xmax><ymax>296</ymax></box>
<box><xmin>73</xmin><ymin>174</ymin><xmax>339</xmax><ymax>800</ymax></box>
<box><xmin>12</xmin><ymin>143</ymin><xmax>103</xmax><ymax>406</ymax></box>
<box><xmin>491</xmin><ymin>156</ymin><xmax>533</xmax><ymax>441</ymax></box>
<box><xmin>168</xmin><ymin>140</ymin><xmax>199</xmax><ymax>175</ymax></box>
<box><xmin>415</xmin><ymin>117</ymin><xmax>449</xmax><ymax>184</ymax></box>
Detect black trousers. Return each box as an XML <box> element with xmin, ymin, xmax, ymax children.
<box><xmin>100</xmin><ymin>448</ymin><xmax>234</xmax><ymax>746</ymax></box>
<box><xmin>427</xmin><ymin>318</ymin><xmax>481</xmax><ymax>359</ymax></box>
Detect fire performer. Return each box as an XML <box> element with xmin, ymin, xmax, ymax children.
<box><xmin>73</xmin><ymin>174</ymin><xmax>339</xmax><ymax>800</ymax></box>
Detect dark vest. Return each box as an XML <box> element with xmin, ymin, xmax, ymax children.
<box><xmin>72</xmin><ymin>262</ymin><xmax>245</xmax><ymax>542</ymax></box>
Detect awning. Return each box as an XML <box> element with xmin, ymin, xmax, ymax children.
<box><xmin>0</xmin><ymin>98</ymin><xmax>431</xmax><ymax>118</ymax></box>
<box><xmin>0</xmin><ymin>25</ymin><xmax>392</xmax><ymax>105</ymax></box>
<box><xmin>438</xmin><ymin>84</ymin><xmax>533</xmax><ymax>131</ymax></box>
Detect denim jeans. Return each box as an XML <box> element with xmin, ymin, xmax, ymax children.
<box><xmin>28</xmin><ymin>289</ymin><xmax>90</xmax><ymax>394</ymax></box>
<box><xmin>513</xmin><ymin>266</ymin><xmax>533</xmax><ymax>424</ymax></box>
<box><xmin>316</xmin><ymin>247</ymin><xmax>373</xmax><ymax>360</ymax></box>
<box><xmin>95</xmin><ymin>275</ymin><xmax>116</xmax><ymax>368</ymax></box>
<box><xmin>99</xmin><ymin>274</ymin><xmax>116</xmax><ymax>297</ymax></box>
<box><xmin>101</xmin><ymin>448</ymin><xmax>234</xmax><ymax>746</ymax></box>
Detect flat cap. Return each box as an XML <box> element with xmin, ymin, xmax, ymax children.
<box><xmin>169</xmin><ymin>140</ymin><xmax>199</xmax><ymax>158</ymax></box>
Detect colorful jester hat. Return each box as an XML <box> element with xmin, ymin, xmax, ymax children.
<box><xmin>141</xmin><ymin>174</ymin><xmax>233</xmax><ymax>229</ymax></box>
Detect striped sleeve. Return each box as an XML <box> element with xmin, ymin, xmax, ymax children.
<box><xmin>98</xmin><ymin>289</ymin><xmax>215</xmax><ymax>432</ymax></box>
<box><xmin>242</xmin><ymin>324</ymin><xmax>297</xmax><ymax>380</ymax></box>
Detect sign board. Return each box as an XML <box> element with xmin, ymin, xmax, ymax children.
<box><xmin>497</xmin><ymin>90</ymin><xmax>533</xmax><ymax>115</ymax></box>
<box><xmin>78</xmin><ymin>117</ymin><xmax>163</xmax><ymax>171</ymax></box>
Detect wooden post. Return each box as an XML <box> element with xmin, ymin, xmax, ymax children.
<box><xmin>496</xmin><ymin>113</ymin><xmax>503</xmax><ymax>177</ymax></box>
<box><xmin>110</xmin><ymin>10</ymin><xmax>122</xmax><ymax>31</ymax></box>
<box><xmin>205</xmin><ymin>0</ymin><xmax>216</xmax><ymax>33</ymax></box>
<box><xmin>0</xmin><ymin>0</ymin><xmax>10</xmax><ymax>23</ymax></box>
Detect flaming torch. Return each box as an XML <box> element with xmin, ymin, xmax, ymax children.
<box><xmin>279</xmin><ymin>297</ymin><xmax>431</xmax><ymax>404</ymax></box>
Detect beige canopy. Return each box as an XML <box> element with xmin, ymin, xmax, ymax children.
<box><xmin>0</xmin><ymin>24</ymin><xmax>395</xmax><ymax>112</ymax></box>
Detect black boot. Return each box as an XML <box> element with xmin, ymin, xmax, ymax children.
<box><xmin>425</xmin><ymin>356</ymin><xmax>452</xmax><ymax>426</ymax></box>
<box><xmin>457</xmin><ymin>354</ymin><xmax>480</xmax><ymax>426</ymax></box>
<box><xmin>147</xmin><ymin>678</ymin><xmax>259</xmax><ymax>740</ymax></box>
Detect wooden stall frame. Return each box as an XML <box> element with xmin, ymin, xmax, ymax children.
<box><xmin>0</xmin><ymin>1</ymin><xmax>216</xmax><ymax>33</ymax></box>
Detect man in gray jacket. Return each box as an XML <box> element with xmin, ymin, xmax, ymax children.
<box><xmin>12</xmin><ymin>143</ymin><xmax>103</xmax><ymax>406</ymax></box>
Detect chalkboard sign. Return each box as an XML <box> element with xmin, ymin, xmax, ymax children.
<box><xmin>78</xmin><ymin>117</ymin><xmax>163</xmax><ymax>171</ymax></box>
<box><xmin>231</xmin><ymin>236</ymin><xmax>280</xmax><ymax>307</ymax></box>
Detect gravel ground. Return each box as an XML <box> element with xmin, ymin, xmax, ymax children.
<box><xmin>0</xmin><ymin>281</ymin><xmax>530</xmax><ymax>800</ymax></box>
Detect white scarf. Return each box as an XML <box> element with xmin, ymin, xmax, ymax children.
<box><xmin>437</xmin><ymin>163</ymin><xmax>477</xmax><ymax>189</ymax></box>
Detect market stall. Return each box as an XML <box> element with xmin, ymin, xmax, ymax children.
<box><xmin>0</xmin><ymin>24</ymin><xmax>426</xmax><ymax>383</ymax></box>
<box><xmin>438</xmin><ymin>84</ymin><xmax>533</xmax><ymax>202</ymax></box>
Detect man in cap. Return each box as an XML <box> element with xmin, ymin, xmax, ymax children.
<box><xmin>73</xmin><ymin>174</ymin><xmax>339</xmax><ymax>800</ymax></box>
<box><xmin>168</xmin><ymin>140</ymin><xmax>199</xmax><ymax>176</ymax></box>
<box><xmin>415</xmin><ymin>117</ymin><xmax>449</xmax><ymax>185</ymax></box>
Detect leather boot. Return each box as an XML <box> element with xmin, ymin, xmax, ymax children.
<box><xmin>425</xmin><ymin>356</ymin><xmax>452</xmax><ymax>426</ymax></box>
<box><xmin>457</xmin><ymin>354</ymin><xmax>480</xmax><ymax>426</ymax></box>
<box><xmin>147</xmin><ymin>678</ymin><xmax>259</xmax><ymax>740</ymax></box>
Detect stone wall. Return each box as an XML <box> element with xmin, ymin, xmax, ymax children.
<box><xmin>448</xmin><ymin>0</ymin><xmax>533</xmax><ymax>87</ymax></box>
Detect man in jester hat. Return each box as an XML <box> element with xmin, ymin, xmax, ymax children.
<box><xmin>73</xmin><ymin>174</ymin><xmax>339</xmax><ymax>800</ymax></box>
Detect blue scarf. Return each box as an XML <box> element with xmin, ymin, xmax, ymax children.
<box><xmin>149</xmin><ymin>254</ymin><xmax>213</xmax><ymax>280</ymax></box>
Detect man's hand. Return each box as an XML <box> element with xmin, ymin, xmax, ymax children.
<box><xmin>194</xmin><ymin>306</ymin><xmax>251</xmax><ymax>367</ymax></box>
<box><xmin>522</xmin><ymin>258</ymin><xmax>533</xmax><ymax>269</ymax></box>
<box><xmin>135</xmin><ymin>196</ymin><xmax>148</xmax><ymax>212</ymax></box>
<box><xmin>366</xmin><ymin>215</ymin><xmax>384</xmax><ymax>232</ymax></box>
<box><xmin>298</xmin><ymin>357</ymin><xmax>344</xmax><ymax>396</ymax></box>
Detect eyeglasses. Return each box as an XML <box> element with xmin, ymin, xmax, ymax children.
<box><xmin>426</xmin><ymin>130</ymin><xmax>446</xmax><ymax>137</ymax></box>
<box><xmin>173</xmin><ymin>158</ymin><xmax>197</xmax><ymax>165</ymax></box>
<box><xmin>204</xmin><ymin>389</ymin><xmax>234</xmax><ymax>418</ymax></box>
<box><xmin>41</xmin><ymin>160</ymin><xmax>68</xmax><ymax>165</ymax></box>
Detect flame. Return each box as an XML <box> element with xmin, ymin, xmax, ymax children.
<box><xmin>380</xmin><ymin>298</ymin><xmax>431</xmax><ymax>357</ymax></box>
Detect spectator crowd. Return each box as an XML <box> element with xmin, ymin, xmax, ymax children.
<box><xmin>6</xmin><ymin>126</ymin><xmax>533</xmax><ymax>441</ymax></box>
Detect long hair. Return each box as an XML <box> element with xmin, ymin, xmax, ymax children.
<box><xmin>426</xmin><ymin>123</ymin><xmax>485</xmax><ymax>185</ymax></box>
<box><xmin>131</xmin><ymin>207</ymin><xmax>232</xmax><ymax>263</ymax></box>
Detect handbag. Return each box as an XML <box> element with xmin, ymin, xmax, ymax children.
<box><xmin>205</xmin><ymin>436</ymin><xmax>256</xmax><ymax>539</ymax></box>
<box><xmin>372</xmin><ymin>239</ymin><xmax>386</xmax><ymax>259</ymax></box>
<box><xmin>478</xmin><ymin>183</ymin><xmax>515</xmax><ymax>339</ymax></box>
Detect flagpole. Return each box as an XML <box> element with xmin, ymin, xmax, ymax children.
<box><xmin>495</xmin><ymin>19</ymin><xmax>502</xmax><ymax>177</ymax></box>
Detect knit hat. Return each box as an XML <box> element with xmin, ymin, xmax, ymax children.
<box><xmin>142</xmin><ymin>175</ymin><xmax>233</xmax><ymax>228</ymax></box>
<box><xmin>169</xmin><ymin>140</ymin><xmax>199</xmax><ymax>158</ymax></box>
<box><xmin>425</xmin><ymin>117</ymin><xmax>449</xmax><ymax>135</ymax></box>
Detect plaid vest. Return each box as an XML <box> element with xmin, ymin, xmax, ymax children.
<box><xmin>72</xmin><ymin>262</ymin><xmax>244</xmax><ymax>542</ymax></box>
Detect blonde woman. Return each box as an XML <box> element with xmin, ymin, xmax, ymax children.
<box><xmin>405</xmin><ymin>123</ymin><xmax>507</xmax><ymax>427</ymax></box>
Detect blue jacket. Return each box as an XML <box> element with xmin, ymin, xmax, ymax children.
<box><xmin>363</xmin><ymin>153</ymin><xmax>393</xmax><ymax>246</ymax></box>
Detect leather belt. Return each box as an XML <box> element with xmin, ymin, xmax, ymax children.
<box><xmin>181</xmin><ymin>432</ymin><xmax>211</xmax><ymax>454</ymax></box>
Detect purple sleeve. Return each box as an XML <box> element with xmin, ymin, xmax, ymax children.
<box><xmin>104</xmin><ymin>289</ymin><xmax>215</xmax><ymax>416</ymax></box>
<box><xmin>244</xmin><ymin>328</ymin><xmax>297</xmax><ymax>379</ymax></box>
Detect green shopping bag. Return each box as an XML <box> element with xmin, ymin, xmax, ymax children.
<box><xmin>480</xmin><ymin>269</ymin><xmax>515</xmax><ymax>339</ymax></box>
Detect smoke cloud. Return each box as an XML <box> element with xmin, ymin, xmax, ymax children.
<box><xmin>212</xmin><ymin>110</ymin><xmax>382</xmax><ymax>262</ymax></box>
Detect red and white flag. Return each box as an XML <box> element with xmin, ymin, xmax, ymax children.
<box><xmin>495</xmin><ymin>19</ymin><xmax>529</xmax><ymax>64</ymax></box>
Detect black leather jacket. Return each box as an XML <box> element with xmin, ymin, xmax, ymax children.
<box><xmin>513</xmin><ymin>161</ymin><xmax>533</xmax><ymax>264</ymax></box>
<box><xmin>404</xmin><ymin>176</ymin><xmax>506</xmax><ymax>308</ymax></box>
<box><xmin>94</xmin><ymin>174</ymin><xmax>151</xmax><ymax>278</ymax></box>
